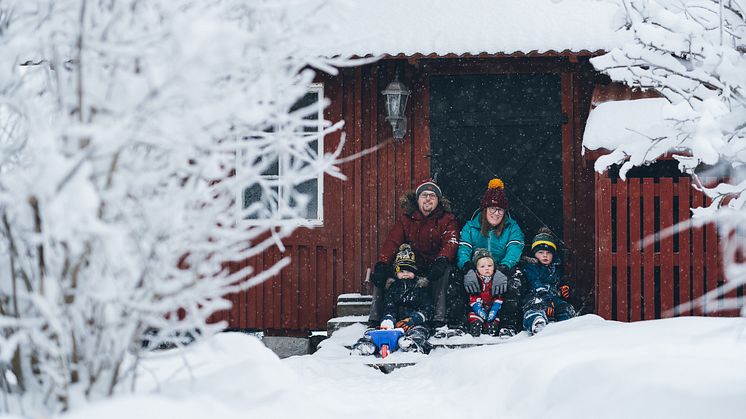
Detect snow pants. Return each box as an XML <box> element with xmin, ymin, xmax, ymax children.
<box><xmin>447</xmin><ymin>270</ymin><xmax>523</xmax><ymax>331</ymax></box>
<box><xmin>369</xmin><ymin>266</ymin><xmax>450</xmax><ymax>325</ymax></box>
<box><xmin>522</xmin><ymin>294</ymin><xmax>575</xmax><ymax>331</ymax></box>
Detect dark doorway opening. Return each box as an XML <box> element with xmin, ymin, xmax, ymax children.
<box><xmin>429</xmin><ymin>74</ymin><xmax>565</xmax><ymax>243</ymax></box>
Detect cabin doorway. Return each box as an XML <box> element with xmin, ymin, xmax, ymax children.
<box><xmin>429</xmin><ymin>74</ymin><xmax>565</xmax><ymax>241</ymax></box>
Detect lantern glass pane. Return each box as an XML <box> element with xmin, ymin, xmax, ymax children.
<box><xmin>398</xmin><ymin>95</ymin><xmax>408</xmax><ymax>117</ymax></box>
<box><xmin>388</xmin><ymin>94</ymin><xmax>400</xmax><ymax>117</ymax></box>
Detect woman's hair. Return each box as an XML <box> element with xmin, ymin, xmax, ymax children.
<box><xmin>480</xmin><ymin>210</ymin><xmax>506</xmax><ymax>238</ymax></box>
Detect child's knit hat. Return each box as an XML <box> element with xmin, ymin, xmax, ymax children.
<box><xmin>531</xmin><ymin>227</ymin><xmax>558</xmax><ymax>255</ymax></box>
<box><xmin>480</xmin><ymin>178</ymin><xmax>509</xmax><ymax>210</ymax></box>
<box><xmin>471</xmin><ymin>248</ymin><xmax>494</xmax><ymax>266</ymax></box>
<box><xmin>394</xmin><ymin>243</ymin><xmax>418</xmax><ymax>274</ymax></box>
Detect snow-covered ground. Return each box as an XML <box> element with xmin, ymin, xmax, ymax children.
<box><xmin>9</xmin><ymin>315</ymin><xmax>744</xmax><ymax>419</ymax></box>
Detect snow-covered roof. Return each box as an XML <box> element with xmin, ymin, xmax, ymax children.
<box><xmin>323</xmin><ymin>0</ymin><xmax>629</xmax><ymax>57</ymax></box>
<box><xmin>583</xmin><ymin>96</ymin><xmax>684</xmax><ymax>176</ymax></box>
<box><xmin>583</xmin><ymin>98</ymin><xmax>673</xmax><ymax>152</ymax></box>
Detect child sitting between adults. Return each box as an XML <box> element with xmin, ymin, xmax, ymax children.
<box><xmin>351</xmin><ymin>244</ymin><xmax>433</xmax><ymax>355</ymax></box>
<box><xmin>466</xmin><ymin>248</ymin><xmax>504</xmax><ymax>337</ymax></box>
<box><xmin>521</xmin><ymin>228</ymin><xmax>576</xmax><ymax>335</ymax></box>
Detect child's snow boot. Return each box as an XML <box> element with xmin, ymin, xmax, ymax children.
<box><xmin>498</xmin><ymin>327</ymin><xmax>517</xmax><ymax>338</ymax></box>
<box><xmin>351</xmin><ymin>340</ymin><xmax>376</xmax><ymax>356</ymax></box>
<box><xmin>468</xmin><ymin>321</ymin><xmax>482</xmax><ymax>337</ymax></box>
<box><xmin>398</xmin><ymin>336</ymin><xmax>426</xmax><ymax>353</ymax></box>
<box><xmin>399</xmin><ymin>326</ymin><xmax>431</xmax><ymax>354</ymax></box>
<box><xmin>433</xmin><ymin>324</ymin><xmax>465</xmax><ymax>339</ymax></box>
<box><xmin>432</xmin><ymin>325</ymin><xmax>448</xmax><ymax>339</ymax></box>
<box><xmin>530</xmin><ymin>317</ymin><xmax>547</xmax><ymax>335</ymax></box>
<box><xmin>484</xmin><ymin>322</ymin><xmax>499</xmax><ymax>337</ymax></box>
<box><xmin>398</xmin><ymin>335</ymin><xmax>414</xmax><ymax>351</ymax></box>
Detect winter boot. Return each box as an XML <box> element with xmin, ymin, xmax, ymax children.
<box><xmin>351</xmin><ymin>340</ymin><xmax>376</xmax><ymax>356</ymax></box>
<box><xmin>530</xmin><ymin>317</ymin><xmax>547</xmax><ymax>335</ymax></box>
<box><xmin>468</xmin><ymin>321</ymin><xmax>482</xmax><ymax>337</ymax></box>
<box><xmin>398</xmin><ymin>335</ymin><xmax>429</xmax><ymax>353</ymax></box>
<box><xmin>447</xmin><ymin>323</ymin><xmax>466</xmax><ymax>337</ymax></box>
<box><xmin>398</xmin><ymin>335</ymin><xmax>415</xmax><ymax>351</ymax></box>
<box><xmin>484</xmin><ymin>322</ymin><xmax>499</xmax><ymax>337</ymax></box>
<box><xmin>399</xmin><ymin>326</ymin><xmax>431</xmax><ymax>354</ymax></box>
<box><xmin>498</xmin><ymin>327</ymin><xmax>517</xmax><ymax>338</ymax></box>
<box><xmin>433</xmin><ymin>324</ymin><xmax>465</xmax><ymax>339</ymax></box>
<box><xmin>432</xmin><ymin>324</ymin><xmax>449</xmax><ymax>339</ymax></box>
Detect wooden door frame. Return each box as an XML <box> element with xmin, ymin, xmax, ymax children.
<box><xmin>408</xmin><ymin>58</ymin><xmax>580</xmax><ymax>277</ymax></box>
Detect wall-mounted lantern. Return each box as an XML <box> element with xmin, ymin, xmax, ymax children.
<box><xmin>381</xmin><ymin>73</ymin><xmax>410</xmax><ymax>140</ymax></box>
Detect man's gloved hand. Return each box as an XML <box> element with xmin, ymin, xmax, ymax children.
<box><xmin>491</xmin><ymin>269</ymin><xmax>508</xmax><ymax>296</ymax></box>
<box><xmin>428</xmin><ymin>257</ymin><xmax>449</xmax><ymax>282</ymax></box>
<box><xmin>559</xmin><ymin>284</ymin><xmax>570</xmax><ymax>299</ymax></box>
<box><xmin>370</xmin><ymin>261</ymin><xmax>392</xmax><ymax>288</ymax></box>
<box><xmin>415</xmin><ymin>277</ymin><xmax>430</xmax><ymax>288</ymax></box>
<box><xmin>385</xmin><ymin>278</ymin><xmax>396</xmax><ymax>289</ymax></box>
<box><xmin>463</xmin><ymin>265</ymin><xmax>480</xmax><ymax>294</ymax></box>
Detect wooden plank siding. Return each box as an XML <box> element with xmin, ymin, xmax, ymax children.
<box><xmin>213</xmin><ymin>57</ymin><xmax>603</xmax><ymax>333</ymax></box>
<box><xmin>594</xmin><ymin>174</ymin><xmax>738</xmax><ymax>320</ymax></box>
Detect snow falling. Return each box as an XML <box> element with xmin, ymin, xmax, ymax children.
<box><xmin>1</xmin><ymin>0</ymin><xmax>745</xmax><ymax>418</ymax></box>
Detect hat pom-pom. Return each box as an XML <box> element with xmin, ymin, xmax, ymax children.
<box><xmin>537</xmin><ymin>226</ymin><xmax>553</xmax><ymax>235</ymax></box>
<box><xmin>487</xmin><ymin>178</ymin><xmax>504</xmax><ymax>190</ymax></box>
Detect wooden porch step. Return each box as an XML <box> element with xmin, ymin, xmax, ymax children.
<box><xmin>335</xmin><ymin>293</ymin><xmax>372</xmax><ymax>317</ymax></box>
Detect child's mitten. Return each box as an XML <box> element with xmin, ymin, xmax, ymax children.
<box><xmin>471</xmin><ymin>299</ymin><xmax>487</xmax><ymax>320</ymax></box>
<box><xmin>380</xmin><ymin>314</ymin><xmax>395</xmax><ymax>330</ymax></box>
<box><xmin>395</xmin><ymin>312</ymin><xmax>425</xmax><ymax>332</ymax></box>
<box><xmin>487</xmin><ymin>298</ymin><xmax>503</xmax><ymax>322</ymax></box>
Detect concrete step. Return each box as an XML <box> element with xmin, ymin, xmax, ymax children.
<box><xmin>327</xmin><ymin>315</ymin><xmax>369</xmax><ymax>336</ymax></box>
<box><xmin>336</xmin><ymin>293</ymin><xmax>372</xmax><ymax>317</ymax></box>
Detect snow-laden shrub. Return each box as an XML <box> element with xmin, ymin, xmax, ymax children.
<box><xmin>589</xmin><ymin>0</ymin><xmax>746</xmax><ymax>314</ymax></box>
<box><xmin>0</xmin><ymin>0</ymin><xmax>357</xmax><ymax>414</ymax></box>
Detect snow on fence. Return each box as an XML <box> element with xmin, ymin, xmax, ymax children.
<box><xmin>595</xmin><ymin>174</ymin><xmax>742</xmax><ymax>321</ymax></box>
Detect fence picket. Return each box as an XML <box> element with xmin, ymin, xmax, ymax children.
<box><xmin>677</xmin><ymin>178</ymin><xmax>691</xmax><ymax>316</ymax></box>
<box><xmin>596</xmin><ymin>173</ymin><xmax>613</xmax><ymax>319</ymax></box>
<box><xmin>659</xmin><ymin>178</ymin><xmax>674</xmax><ymax>316</ymax></box>
<box><xmin>616</xmin><ymin>180</ymin><xmax>629</xmax><ymax>321</ymax></box>
<box><xmin>691</xmin><ymin>189</ymin><xmax>705</xmax><ymax>314</ymax></box>
<box><xmin>628</xmin><ymin>179</ymin><xmax>642</xmax><ymax>321</ymax></box>
<box><xmin>642</xmin><ymin>179</ymin><xmax>655</xmax><ymax>319</ymax></box>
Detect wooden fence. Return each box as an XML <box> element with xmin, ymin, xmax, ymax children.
<box><xmin>595</xmin><ymin>174</ymin><xmax>742</xmax><ymax>321</ymax></box>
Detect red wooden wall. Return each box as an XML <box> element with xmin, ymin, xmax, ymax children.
<box><xmin>212</xmin><ymin>57</ymin><xmax>602</xmax><ymax>333</ymax></box>
<box><xmin>210</xmin><ymin>63</ymin><xmax>432</xmax><ymax>333</ymax></box>
<box><xmin>594</xmin><ymin>173</ymin><xmax>742</xmax><ymax>320</ymax></box>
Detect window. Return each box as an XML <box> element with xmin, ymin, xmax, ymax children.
<box><xmin>239</xmin><ymin>84</ymin><xmax>324</xmax><ymax>226</ymax></box>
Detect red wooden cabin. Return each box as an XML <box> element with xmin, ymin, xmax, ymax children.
<box><xmin>213</xmin><ymin>2</ymin><xmax>739</xmax><ymax>335</ymax></box>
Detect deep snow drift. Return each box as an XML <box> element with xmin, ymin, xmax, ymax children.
<box><xmin>6</xmin><ymin>315</ymin><xmax>744</xmax><ymax>419</ymax></box>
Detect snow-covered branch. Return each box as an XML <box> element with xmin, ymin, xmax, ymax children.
<box><xmin>587</xmin><ymin>0</ymin><xmax>746</xmax><ymax>315</ymax></box>
<box><xmin>0</xmin><ymin>0</ymin><xmax>358</xmax><ymax>415</ymax></box>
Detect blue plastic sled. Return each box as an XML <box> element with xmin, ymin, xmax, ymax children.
<box><xmin>366</xmin><ymin>328</ymin><xmax>405</xmax><ymax>357</ymax></box>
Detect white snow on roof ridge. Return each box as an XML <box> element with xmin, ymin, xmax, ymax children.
<box><xmin>316</xmin><ymin>0</ymin><xmax>630</xmax><ymax>57</ymax></box>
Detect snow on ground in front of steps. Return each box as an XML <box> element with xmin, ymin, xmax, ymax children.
<box><xmin>51</xmin><ymin>315</ymin><xmax>746</xmax><ymax>419</ymax></box>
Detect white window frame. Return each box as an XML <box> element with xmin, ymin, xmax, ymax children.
<box><xmin>237</xmin><ymin>83</ymin><xmax>325</xmax><ymax>227</ymax></box>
